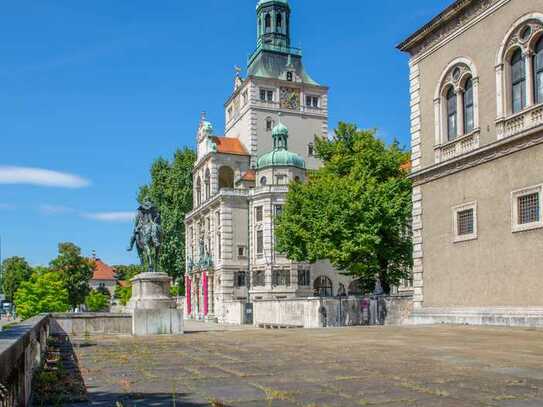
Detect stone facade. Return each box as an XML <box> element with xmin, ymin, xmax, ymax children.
<box><xmin>184</xmin><ymin>1</ymin><xmax>354</xmax><ymax>324</ymax></box>
<box><xmin>398</xmin><ymin>0</ymin><xmax>543</xmax><ymax>324</ymax></box>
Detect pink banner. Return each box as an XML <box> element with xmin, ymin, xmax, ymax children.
<box><xmin>185</xmin><ymin>276</ymin><xmax>192</xmax><ymax>315</ymax></box>
<box><xmin>203</xmin><ymin>272</ymin><xmax>209</xmax><ymax>316</ymax></box>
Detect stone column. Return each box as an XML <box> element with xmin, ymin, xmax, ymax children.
<box><xmin>525</xmin><ymin>50</ymin><xmax>535</xmax><ymax>107</ymax></box>
<box><xmin>456</xmin><ymin>86</ymin><xmax>465</xmax><ymax>137</ymax></box>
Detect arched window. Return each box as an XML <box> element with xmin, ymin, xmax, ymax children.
<box><xmin>535</xmin><ymin>37</ymin><xmax>543</xmax><ymax>104</ymax></box>
<box><xmin>314</xmin><ymin>276</ymin><xmax>333</xmax><ymax>297</ymax></box>
<box><xmin>204</xmin><ymin>169</ymin><xmax>211</xmax><ymax>200</ymax></box>
<box><xmin>196</xmin><ymin>176</ymin><xmax>202</xmax><ymax>206</ymax></box>
<box><xmin>463</xmin><ymin>78</ymin><xmax>474</xmax><ymax>133</ymax></box>
<box><xmin>260</xmin><ymin>176</ymin><xmax>267</xmax><ymax>186</ymax></box>
<box><xmin>276</xmin><ymin>13</ymin><xmax>282</xmax><ymax>29</ymax></box>
<box><xmin>266</xmin><ymin>117</ymin><xmax>274</xmax><ymax>132</ymax></box>
<box><xmin>265</xmin><ymin>13</ymin><xmax>271</xmax><ymax>32</ymax></box>
<box><xmin>218</xmin><ymin>166</ymin><xmax>234</xmax><ymax>189</ymax></box>
<box><xmin>511</xmin><ymin>48</ymin><xmax>526</xmax><ymax>113</ymax></box>
<box><xmin>446</xmin><ymin>87</ymin><xmax>457</xmax><ymax>140</ymax></box>
<box><xmin>348</xmin><ymin>279</ymin><xmax>364</xmax><ymax>296</ymax></box>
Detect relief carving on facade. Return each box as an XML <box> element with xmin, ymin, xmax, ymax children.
<box><xmin>408</xmin><ymin>0</ymin><xmax>503</xmax><ymax>58</ymax></box>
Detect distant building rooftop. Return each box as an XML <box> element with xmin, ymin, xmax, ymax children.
<box><xmin>91</xmin><ymin>259</ymin><xmax>116</xmax><ymax>281</ymax></box>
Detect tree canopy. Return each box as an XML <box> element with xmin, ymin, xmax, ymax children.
<box><xmin>14</xmin><ymin>267</ymin><xmax>70</xmax><ymax>320</ymax></box>
<box><xmin>275</xmin><ymin>123</ymin><xmax>412</xmax><ymax>293</ymax></box>
<box><xmin>49</xmin><ymin>243</ymin><xmax>94</xmax><ymax>309</ymax></box>
<box><xmin>85</xmin><ymin>290</ymin><xmax>109</xmax><ymax>312</ymax></box>
<box><xmin>1</xmin><ymin>256</ymin><xmax>33</xmax><ymax>302</ymax></box>
<box><xmin>138</xmin><ymin>147</ymin><xmax>196</xmax><ymax>280</ymax></box>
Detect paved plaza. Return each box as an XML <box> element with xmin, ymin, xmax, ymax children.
<box><xmin>61</xmin><ymin>323</ymin><xmax>543</xmax><ymax>407</ymax></box>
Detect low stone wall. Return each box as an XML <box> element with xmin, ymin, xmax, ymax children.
<box><xmin>220</xmin><ymin>301</ymin><xmax>245</xmax><ymax>325</ymax></box>
<box><xmin>253</xmin><ymin>295</ymin><xmax>414</xmax><ymax>329</ymax></box>
<box><xmin>50</xmin><ymin>313</ymin><xmax>132</xmax><ymax>337</ymax></box>
<box><xmin>409</xmin><ymin>307</ymin><xmax>543</xmax><ymax>327</ymax></box>
<box><xmin>0</xmin><ymin>315</ymin><xmax>50</xmax><ymax>407</ymax></box>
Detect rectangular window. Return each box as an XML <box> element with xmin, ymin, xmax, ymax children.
<box><xmin>256</xmin><ymin>230</ymin><xmax>264</xmax><ymax>256</ymax></box>
<box><xmin>255</xmin><ymin>206</ymin><xmax>263</xmax><ymax>222</ymax></box>
<box><xmin>453</xmin><ymin>202</ymin><xmax>477</xmax><ymax>243</ymax></box>
<box><xmin>512</xmin><ymin>185</ymin><xmax>543</xmax><ymax>232</ymax></box>
<box><xmin>242</xmin><ymin>90</ymin><xmax>248</xmax><ymax>105</ymax></box>
<box><xmin>217</xmin><ymin>233</ymin><xmax>221</xmax><ymax>260</ymax></box>
<box><xmin>260</xmin><ymin>89</ymin><xmax>274</xmax><ymax>102</ymax></box>
<box><xmin>463</xmin><ymin>83</ymin><xmax>474</xmax><ymax>134</ymax></box>
<box><xmin>457</xmin><ymin>209</ymin><xmax>474</xmax><ymax>236</ymax></box>
<box><xmin>253</xmin><ymin>271</ymin><xmax>265</xmax><ymax>287</ymax></box>
<box><xmin>306</xmin><ymin>95</ymin><xmax>319</xmax><ymax>108</ymax></box>
<box><xmin>297</xmin><ymin>269</ymin><xmax>310</xmax><ymax>286</ymax></box>
<box><xmin>234</xmin><ymin>272</ymin><xmax>246</xmax><ymax>288</ymax></box>
<box><xmin>308</xmin><ymin>143</ymin><xmax>314</xmax><ymax>157</ymax></box>
<box><xmin>238</xmin><ymin>246</ymin><xmax>246</xmax><ymax>258</ymax></box>
<box><xmin>274</xmin><ymin>204</ymin><xmax>283</xmax><ymax>218</ymax></box>
<box><xmin>518</xmin><ymin>193</ymin><xmax>540</xmax><ymax>225</ymax></box>
<box><xmin>272</xmin><ymin>269</ymin><xmax>290</xmax><ymax>286</ymax></box>
<box><xmin>275</xmin><ymin>175</ymin><xmax>287</xmax><ymax>185</ymax></box>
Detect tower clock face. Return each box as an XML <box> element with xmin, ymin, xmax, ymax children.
<box><xmin>280</xmin><ymin>87</ymin><xmax>300</xmax><ymax>110</ymax></box>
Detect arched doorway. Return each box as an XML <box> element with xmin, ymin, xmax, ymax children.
<box><xmin>218</xmin><ymin>166</ymin><xmax>234</xmax><ymax>189</ymax></box>
<box><xmin>314</xmin><ymin>276</ymin><xmax>333</xmax><ymax>297</ymax></box>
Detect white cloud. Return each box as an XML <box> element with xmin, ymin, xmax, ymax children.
<box><xmin>39</xmin><ymin>204</ymin><xmax>76</xmax><ymax>215</ymax></box>
<box><xmin>82</xmin><ymin>212</ymin><xmax>135</xmax><ymax>222</ymax></box>
<box><xmin>0</xmin><ymin>166</ymin><xmax>90</xmax><ymax>188</ymax></box>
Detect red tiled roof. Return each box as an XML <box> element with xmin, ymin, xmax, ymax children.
<box><xmin>210</xmin><ymin>136</ymin><xmax>249</xmax><ymax>156</ymax></box>
<box><xmin>241</xmin><ymin>169</ymin><xmax>256</xmax><ymax>182</ymax></box>
<box><xmin>400</xmin><ymin>161</ymin><xmax>412</xmax><ymax>172</ymax></box>
<box><xmin>91</xmin><ymin>259</ymin><xmax>116</xmax><ymax>281</ymax></box>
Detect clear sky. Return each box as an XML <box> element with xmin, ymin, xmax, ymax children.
<box><xmin>0</xmin><ymin>0</ymin><xmax>451</xmax><ymax>266</ymax></box>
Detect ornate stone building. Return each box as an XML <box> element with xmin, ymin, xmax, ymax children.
<box><xmin>184</xmin><ymin>0</ymin><xmax>354</xmax><ymax>323</ymax></box>
<box><xmin>399</xmin><ymin>0</ymin><xmax>543</xmax><ymax>325</ymax></box>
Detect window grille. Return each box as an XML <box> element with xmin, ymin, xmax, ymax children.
<box><xmin>272</xmin><ymin>269</ymin><xmax>290</xmax><ymax>286</ymax></box>
<box><xmin>297</xmin><ymin>269</ymin><xmax>310</xmax><ymax>286</ymax></box>
<box><xmin>253</xmin><ymin>271</ymin><xmax>265</xmax><ymax>287</ymax></box>
<box><xmin>518</xmin><ymin>192</ymin><xmax>540</xmax><ymax>225</ymax></box>
<box><xmin>457</xmin><ymin>209</ymin><xmax>474</xmax><ymax>236</ymax></box>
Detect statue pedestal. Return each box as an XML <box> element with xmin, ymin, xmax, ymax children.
<box><xmin>128</xmin><ymin>272</ymin><xmax>184</xmax><ymax>336</ymax></box>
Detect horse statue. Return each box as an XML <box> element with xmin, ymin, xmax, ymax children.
<box><xmin>128</xmin><ymin>200</ymin><xmax>162</xmax><ymax>273</ymax></box>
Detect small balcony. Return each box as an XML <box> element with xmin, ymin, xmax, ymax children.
<box><xmin>434</xmin><ymin>129</ymin><xmax>480</xmax><ymax>163</ymax></box>
<box><xmin>496</xmin><ymin>104</ymin><xmax>543</xmax><ymax>140</ymax></box>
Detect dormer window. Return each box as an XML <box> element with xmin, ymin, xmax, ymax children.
<box><xmin>276</xmin><ymin>13</ymin><xmax>282</xmax><ymax>29</ymax></box>
<box><xmin>265</xmin><ymin>13</ymin><xmax>271</xmax><ymax>32</ymax></box>
<box><xmin>260</xmin><ymin>89</ymin><xmax>274</xmax><ymax>102</ymax></box>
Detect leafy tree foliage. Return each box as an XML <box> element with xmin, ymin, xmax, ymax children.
<box><xmin>14</xmin><ymin>267</ymin><xmax>70</xmax><ymax>320</ymax></box>
<box><xmin>113</xmin><ymin>264</ymin><xmax>143</xmax><ymax>281</ymax></box>
<box><xmin>49</xmin><ymin>243</ymin><xmax>94</xmax><ymax>309</ymax></box>
<box><xmin>85</xmin><ymin>290</ymin><xmax>109</xmax><ymax>312</ymax></box>
<box><xmin>1</xmin><ymin>256</ymin><xmax>33</xmax><ymax>302</ymax></box>
<box><xmin>275</xmin><ymin>123</ymin><xmax>412</xmax><ymax>293</ymax></box>
<box><xmin>114</xmin><ymin>285</ymin><xmax>132</xmax><ymax>306</ymax></box>
<box><xmin>138</xmin><ymin>148</ymin><xmax>196</xmax><ymax>280</ymax></box>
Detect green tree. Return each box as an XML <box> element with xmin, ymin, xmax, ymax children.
<box><xmin>14</xmin><ymin>267</ymin><xmax>70</xmax><ymax>320</ymax></box>
<box><xmin>275</xmin><ymin>123</ymin><xmax>412</xmax><ymax>293</ymax></box>
<box><xmin>1</xmin><ymin>256</ymin><xmax>33</xmax><ymax>302</ymax></box>
<box><xmin>85</xmin><ymin>290</ymin><xmax>109</xmax><ymax>312</ymax></box>
<box><xmin>138</xmin><ymin>148</ymin><xmax>196</xmax><ymax>280</ymax></box>
<box><xmin>49</xmin><ymin>243</ymin><xmax>94</xmax><ymax>310</ymax></box>
<box><xmin>114</xmin><ymin>285</ymin><xmax>132</xmax><ymax>306</ymax></box>
<box><xmin>113</xmin><ymin>264</ymin><xmax>143</xmax><ymax>281</ymax></box>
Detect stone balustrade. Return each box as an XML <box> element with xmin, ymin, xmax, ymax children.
<box><xmin>435</xmin><ymin>129</ymin><xmax>481</xmax><ymax>163</ymax></box>
<box><xmin>497</xmin><ymin>104</ymin><xmax>543</xmax><ymax>140</ymax></box>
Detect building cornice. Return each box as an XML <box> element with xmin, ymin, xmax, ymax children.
<box><xmin>397</xmin><ymin>0</ymin><xmax>509</xmax><ymax>60</ymax></box>
<box><xmin>410</xmin><ymin>127</ymin><xmax>543</xmax><ymax>186</ymax></box>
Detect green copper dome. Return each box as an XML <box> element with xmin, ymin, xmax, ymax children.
<box><xmin>257</xmin><ymin>122</ymin><xmax>305</xmax><ymax>170</ymax></box>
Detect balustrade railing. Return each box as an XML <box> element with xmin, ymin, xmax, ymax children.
<box><xmin>497</xmin><ymin>104</ymin><xmax>543</xmax><ymax>139</ymax></box>
<box><xmin>435</xmin><ymin>129</ymin><xmax>481</xmax><ymax>163</ymax></box>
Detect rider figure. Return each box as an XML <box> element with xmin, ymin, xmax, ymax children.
<box><xmin>128</xmin><ymin>200</ymin><xmax>161</xmax><ymax>271</ymax></box>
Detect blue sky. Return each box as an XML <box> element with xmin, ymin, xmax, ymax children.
<box><xmin>0</xmin><ymin>0</ymin><xmax>450</xmax><ymax>266</ymax></box>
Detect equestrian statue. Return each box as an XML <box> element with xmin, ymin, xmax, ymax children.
<box><xmin>128</xmin><ymin>200</ymin><xmax>162</xmax><ymax>273</ymax></box>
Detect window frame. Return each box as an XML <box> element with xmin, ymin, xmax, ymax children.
<box><xmin>256</xmin><ymin>229</ymin><xmax>264</xmax><ymax>258</ymax></box>
<box><xmin>511</xmin><ymin>48</ymin><xmax>527</xmax><ymax>114</ymax></box>
<box><xmin>446</xmin><ymin>86</ymin><xmax>458</xmax><ymax>141</ymax></box>
<box><xmin>452</xmin><ymin>201</ymin><xmax>478</xmax><ymax>243</ymax></box>
<box><xmin>305</xmin><ymin>95</ymin><xmax>320</xmax><ymax>108</ymax></box>
<box><xmin>463</xmin><ymin>78</ymin><xmax>475</xmax><ymax>134</ymax></box>
<box><xmin>535</xmin><ymin>37</ymin><xmax>543</xmax><ymax>105</ymax></box>
<box><xmin>512</xmin><ymin>184</ymin><xmax>543</xmax><ymax>233</ymax></box>
<box><xmin>255</xmin><ymin>206</ymin><xmax>263</xmax><ymax>223</ymax></box>
<box><xmin>260</xmin><ymin>88</ymin><xmax>274</xmax><ymax>103</ymax></box>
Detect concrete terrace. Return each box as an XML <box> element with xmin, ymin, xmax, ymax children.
<box><xmin>61</xmin><ymin>323</ymin><xmax>543</xmax><ymax>407</ymax></box>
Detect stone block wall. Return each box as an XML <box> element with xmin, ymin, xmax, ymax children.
<box><xmin>50</xmin><ymin>313</ymin><xmax>132</xmax><ymax>337</ymax></box>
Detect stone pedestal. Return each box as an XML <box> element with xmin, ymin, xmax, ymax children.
<box><xmin>128</xmin><ymin>272</ymin><xmax>184</xmax><ymax>336</ymax></box>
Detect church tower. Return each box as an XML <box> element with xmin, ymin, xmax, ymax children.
<box><xmin>223</xmin><ymin>0</ymin><xmax>329</xmax><ymax>170</ymax></box>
